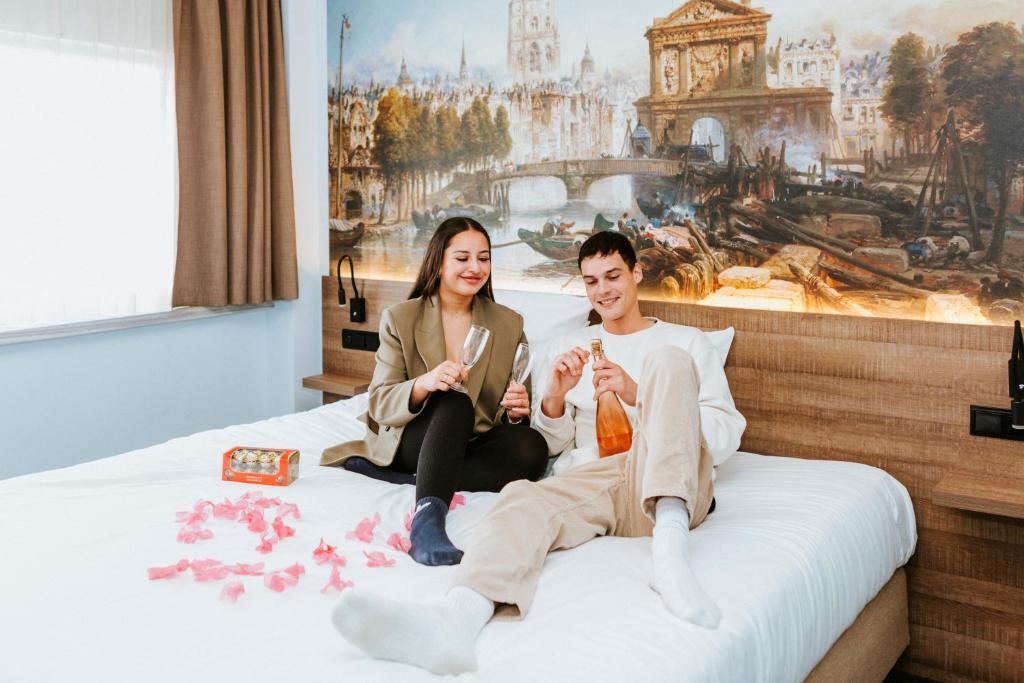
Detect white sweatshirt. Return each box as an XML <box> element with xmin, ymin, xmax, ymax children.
<box><xmin>532</xmin><ymin>319</ymin><xmax>746</xmax><ymax>475</ymax></box>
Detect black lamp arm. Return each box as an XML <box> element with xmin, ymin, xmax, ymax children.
<box><xmin>336</xmin><ymin>254</ymin><xmax>361</xmax><ymax>305</ymax></box>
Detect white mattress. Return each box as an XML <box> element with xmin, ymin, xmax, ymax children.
<box><xmin>0</xmin><ymin>394</ymin><xmax>916</xmax><ymax>683</ymax></box>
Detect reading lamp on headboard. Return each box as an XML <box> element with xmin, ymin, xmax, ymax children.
<box><xmin>970</xmin><ymin>319</ymin><xmax>1024</xmax><ymax>441</ymax></box>
<box><xmin>336</xmin><ymin>254</ymin><xmax>366</xmax><ymax>323</ymax></box>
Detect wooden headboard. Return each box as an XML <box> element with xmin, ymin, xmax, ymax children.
<box><xmin>322</xmin><ymin>276</ymin><xmax>1024</xmax><ymax>681</ymax></box>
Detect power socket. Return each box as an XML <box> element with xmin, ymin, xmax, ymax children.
<box><xmin>970</xmin><ymin>405</ymin><xmax>1024</xmax><ymax>442</ymax></box>
<box><xmin>341</xmin><ymin>329</ymin><xmax>380</xmax><ymax>352</ymax></box>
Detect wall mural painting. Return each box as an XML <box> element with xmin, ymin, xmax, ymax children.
<box><xmin>328</xmin><ymin>0</ymin><xmax>1024</xmax><ymax>325</ymax></box>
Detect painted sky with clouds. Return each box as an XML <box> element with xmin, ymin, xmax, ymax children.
<box><xmin>327</xmin><ymin>0</ymin><xmax>1021</xmax><ymax>87</ymax></box>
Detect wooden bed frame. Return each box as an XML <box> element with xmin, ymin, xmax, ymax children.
<box><xmin>320</xmin><ymin>277</ymin><xmax>1024</xmax><ymax>682</ymax></box>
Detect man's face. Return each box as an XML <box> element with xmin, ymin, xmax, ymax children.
<box><xmin>580</xmin><ymin>252</ymin><xmax>643</xmax><ymax>323</ymax></box>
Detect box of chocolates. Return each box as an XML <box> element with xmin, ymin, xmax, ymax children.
<box><xmin>222</xmin><ymin>447</ymin><xmax>300</xmax><ymax>486</ymax></box>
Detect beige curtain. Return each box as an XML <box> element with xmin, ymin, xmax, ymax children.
<box><xmin>171</xmin><ymin>0</ymin><xmax>299</xmax><ymax>307</ymax></box>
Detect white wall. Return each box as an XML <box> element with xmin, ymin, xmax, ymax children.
<box><xmin>0</xmin><ymin>0</ymin><xmax>328</xmax><ymax>480</ymax></box>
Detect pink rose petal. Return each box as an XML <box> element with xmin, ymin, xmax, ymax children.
<box><xmin>330</xmin><ymin>554</ymin><xmax>347</xmax><ymax>568</ymax></box>
<box><xmin>363</xmin><ymin>550</ymin><xmax>395</xmax><ymax>568</ymax></box>
<box><xmin>264</xmin><ymin>573</ymin><xmax>287</xmax><ymax>592</ymax></box>
<box><xmin>220</xmin><ymin>582</ymin><xmax>245</xmax><ymax>603</ymax></box>
<box><xmin>147</xmin><ymin>559</ymin><xmax>190</xmax><ymax>580</ymax></box>
<box><xmin>320</xmin><ymin>565</ymin><xmax>355</xmax><ymax>595</ymax></box>
<box><xmin>277</xmin><ymin>502</ymin><xmax>301</xmax><ymax>520</ymax></box>
<box><xmin>176</xmin><ymin>526</ymin><xmax>214</xmax><ymax>544</ymax></box>
<box><xmin>449</xmin><ymin>493</ymin><xmax>466</xmax><ymax>511</ymax></box>
<box><xmin>256</xmin><ymin>533</ymin><xmax>278</xmax><ymax>554</ymax></box>
<box><xmin>312</xmin><ymin>538</ymin><xmax>336</xmax><ymax>565</ymax></box>
<box><xmin>345</xmin><ymin>513</ymin><xmax>380</xmax><ymax>543</ymax></box>
<box><xmin>241</xmin><ymin>510</ymin><xmax>267</xmax><ymax>534</ymax></box>
<box><xmin>193</xmin><ymin>564</ymin><xmax>232</xmax><ymax>582</ymax></box>
<box><xmin>284</xmin><ymin>563</ymin><xmax>305</xmax><ymax>580</ymax></box>
<box><xmin>272</xmin><ymin>516</ymin><xmax>295</xmax><ymax>539</ymax></box>
<box><xmin>403</xmin><ymin>509</ymin><xmax>414</xmax><ymax>532</ymax></box>
<box><xmin>386</xmin><ymin>533</ymin><xmax>412</xmax><ymax>554</ymax></box>
<box><xmin>230</xmin><ymin>563</ymin><xmax>264</xmax><ymax>576</ymax></box>
<box><xmin>212</xmin><ymin>498</ymin><xmax>241</xmax><ymax>520</ymax></box>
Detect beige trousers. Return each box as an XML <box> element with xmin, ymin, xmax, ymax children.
<box><xmin>453</xmin><ymin>346</ymin><xmax>715</xmax><ymax>618</ymax></box>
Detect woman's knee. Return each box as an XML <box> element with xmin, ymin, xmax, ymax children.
<box><xmin>427</xmin><ymin>390</ymin><xmax>474</xmax><ymax>423</ymax></box>
<box><xmin>511</xmin><ymin>427</ymin><xmax>551</xmax><ymax>480</ymax></box>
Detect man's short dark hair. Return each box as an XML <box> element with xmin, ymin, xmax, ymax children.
<box><xmin>577</xmin><ymin>230</ymin><xmax>637</xmax><ymax>271</ymax></box>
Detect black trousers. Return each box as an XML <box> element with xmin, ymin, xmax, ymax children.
<box><xmin>388</xmin><ymin>391</ymin><xmax>549</xmax><ymax>503</ymax></box>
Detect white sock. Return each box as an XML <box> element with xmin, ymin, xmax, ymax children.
<box><xmin>651</xmin><ymin>497</ymin><xmax>721</xmax><ymax>629</ymax></box>
<box><xmin>331</xmin><ymin>584</ymin><xmax>494</xmax><ymax>675</ymax></box>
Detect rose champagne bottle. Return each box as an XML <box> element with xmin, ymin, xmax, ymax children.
<box><xmin>590</xmin><ymin>339</ymin><xmax>633</xmax><ymax>457</ymax></box>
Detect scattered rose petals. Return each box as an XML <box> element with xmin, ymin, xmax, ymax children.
<box><xmin>272</xmin><ymin>516</ymin><xmax>295</xmax><ymax>539</ymax></box>
<box><xmin>449</xmin><ymin>493</ymin><xmax>466</xmax><ymax>511</ymax></box>
<box><xmin>346</xmin><ymin>513</ymin><xmax>380</xmax><ymax>543</ymax></box>
<box><xmin>230</xmin><ymin>563</ymin><xmax>264</xmax><ymax>576</ymax></box>
<box><xmin>176</xmin><ymin>526</ymin><xmax>214</xmax><ymax>544</ymax></box>
<box><xmin>312</xmin><ymin>538</ymin><xmax>336</xmax><ymax>565</ymax></box>
<box><xmin>220</xmin><ymin>582</ymin><xmax>245</xmax><ymax>603</ymax></box>
<box><xmin>386</xmin><ymin>533</ymin><xmax>411</xmax><ymax>554</ymax></box>
<box><xmin>403</xmin><ymin>509</ymin><xmax>414</xmax><ymax>532</ymax></box>
<box><xmin>363</xmin><ymin>550</ymin><xmax>395</xmax><ymax>568</ymax></box>
<box><xmin>321</xmin><ymin>565</ymin><xmax>354</xmax><ymax>595</ymax></box>
<box><xmin>147</xmin><ymin>559</ymin><xmax>190</xmax><ymax>580</ymax></box>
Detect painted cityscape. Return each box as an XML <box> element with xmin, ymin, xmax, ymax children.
<box><xmin>328</xmin><ymin>0</ymin><xmax>1024</xmax><ymax>325</ymax></box>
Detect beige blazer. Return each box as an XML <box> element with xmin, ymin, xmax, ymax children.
<box><xmin>320</xmin><ymin>294</ymin><xmax>528</xmax><ymax>468</ymax></box>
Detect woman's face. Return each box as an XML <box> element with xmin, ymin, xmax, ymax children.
<box><xmin>439</xmin><ymin>229</ymin><xmax>490</xmax><ymax>299</ymax></box>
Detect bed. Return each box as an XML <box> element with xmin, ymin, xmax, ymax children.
<box><xmin>1</xmin><ymin>390</ymin><xmax>916</xmax><ymax>683</ymax></box>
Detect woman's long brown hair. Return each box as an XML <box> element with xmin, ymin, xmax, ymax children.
<box><xmin>408</xmin><ymin>217</ymin><xmax>495</xmax><ymax>301</ymax></box>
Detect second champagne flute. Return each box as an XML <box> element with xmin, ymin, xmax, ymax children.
<box><xmin>506</xmin><ymin>342</ymin><xmax>531</xmax><ymax>424</ymax></box>
<box><xmin>450</xmin><ymin>324</ymin><xmax>491</xmax><ymax>393</ymax></box>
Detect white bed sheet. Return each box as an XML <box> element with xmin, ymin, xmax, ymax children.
<box><xmin>0</xmin><ymin>395</ymin><xmax>916</xmax><ymax>683</ymax></box>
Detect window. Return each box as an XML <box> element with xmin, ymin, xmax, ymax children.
<box><xmin>0</xmin><ymin>0</ymin><xmax>176</xmax><ymax>331</ymax></box>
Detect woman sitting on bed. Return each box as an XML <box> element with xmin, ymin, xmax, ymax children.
<box><xmin>320</xmin><ymin>217</ymin><xmax>549</xmax><ymax>566</ymax></box>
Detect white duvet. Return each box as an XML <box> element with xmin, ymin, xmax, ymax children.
<box><xmin>0</xmin><ymin>394</ymin><xmax>916</xmax><ymax>683</ymax></box>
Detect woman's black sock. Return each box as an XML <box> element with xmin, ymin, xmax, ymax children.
<box><xmin>342</xmin><ymin>457</ymin><xmax>416</xmax><ymax>486</ymax></box>
<box><xmin>409</xmin><ymin>496</ymin><xmax>463</xmax><ymax>566</ymax></box>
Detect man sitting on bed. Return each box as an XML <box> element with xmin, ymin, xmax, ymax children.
<box><xmin>332</xmin><ymin>231</ymin><xmax>746</xmax><ymax>674</ymax></box>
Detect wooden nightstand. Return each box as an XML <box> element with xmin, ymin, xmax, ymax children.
<box><xmin>302</xmin><ymin>373</ymin><xmax>370</xmax><ymax>404</ymax></box>
<box><xmin>932</xmin><ymin>471</ymin><xmax>1024</xmax><ymax>520</ymax></box>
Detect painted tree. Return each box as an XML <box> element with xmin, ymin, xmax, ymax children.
<box><xmin>458</xmin><ymin>106</ymin><xmax>480</xmax><ymax>170</ymax></box>
<box><xmin>881</xmin><ymin>33</ymin><xmax>931</xmax><ymax>155</ymax></box>
<box><xmin>408</xmin><ymin>100</ymin><xmax>437</xmax><ymax>208</ymax></box>
<box><xmin>942</xmin><ymin>22</ymin><xmax>1024</xmax><ymax>263</ymax></box>
<box><xmin>494</xmin><ymin>105</ymin><xmax>513</xmax><ymax>161</ymax></box>
<box><xmin>371</xmin><ymin>89</ymin><xmax>408</xmax><ymax>223</ymax></box>
<box><xmin>434</xmin><ymin>105</ymin><xmax>462</xmax><ymax>179</ymax></box>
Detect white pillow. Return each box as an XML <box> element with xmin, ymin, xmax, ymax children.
<box><xmin>704</xmin><ymin>326</ymin><xmax>735</xmax><ymax>367</ymax></box>
<box><xmin>495</xmin><ymin>288</ymin><xmax>592</xmax><ymax>354</ymax></box>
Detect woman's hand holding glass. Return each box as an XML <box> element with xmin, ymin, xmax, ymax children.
<box><xmin>502</xmin><ymin>342</ymin><xmax>531</xmax><ymax>424</ymax></box>
<box><xmin>416</xmin><ymin>360</ymin><xmax>469</xmax><ymax>393</ymax></box>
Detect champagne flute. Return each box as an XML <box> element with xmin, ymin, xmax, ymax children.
<box><xmin>450</xmin><ymin>324</ymin><xmax>491</xmax><ymax>393</ymax></box>
<box><xmin>507</xmin><ymin>342</ymin><xmax>531</xmax><ymax>424</ymax></box>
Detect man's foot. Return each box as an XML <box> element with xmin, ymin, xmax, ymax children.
<box><xmin>409</xmin><ymin>496</ymin><xmax>463</xmax><ymax>566</ymax></box>
<box><xmin>331</xmin><ymin>586</ymin><xmax>492</xmax><ymax>675</ymax></box>
<box><xmin>651</xmin><ymin>497</ymin><xmax>721</xmax><ymax>629</ymax></box>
